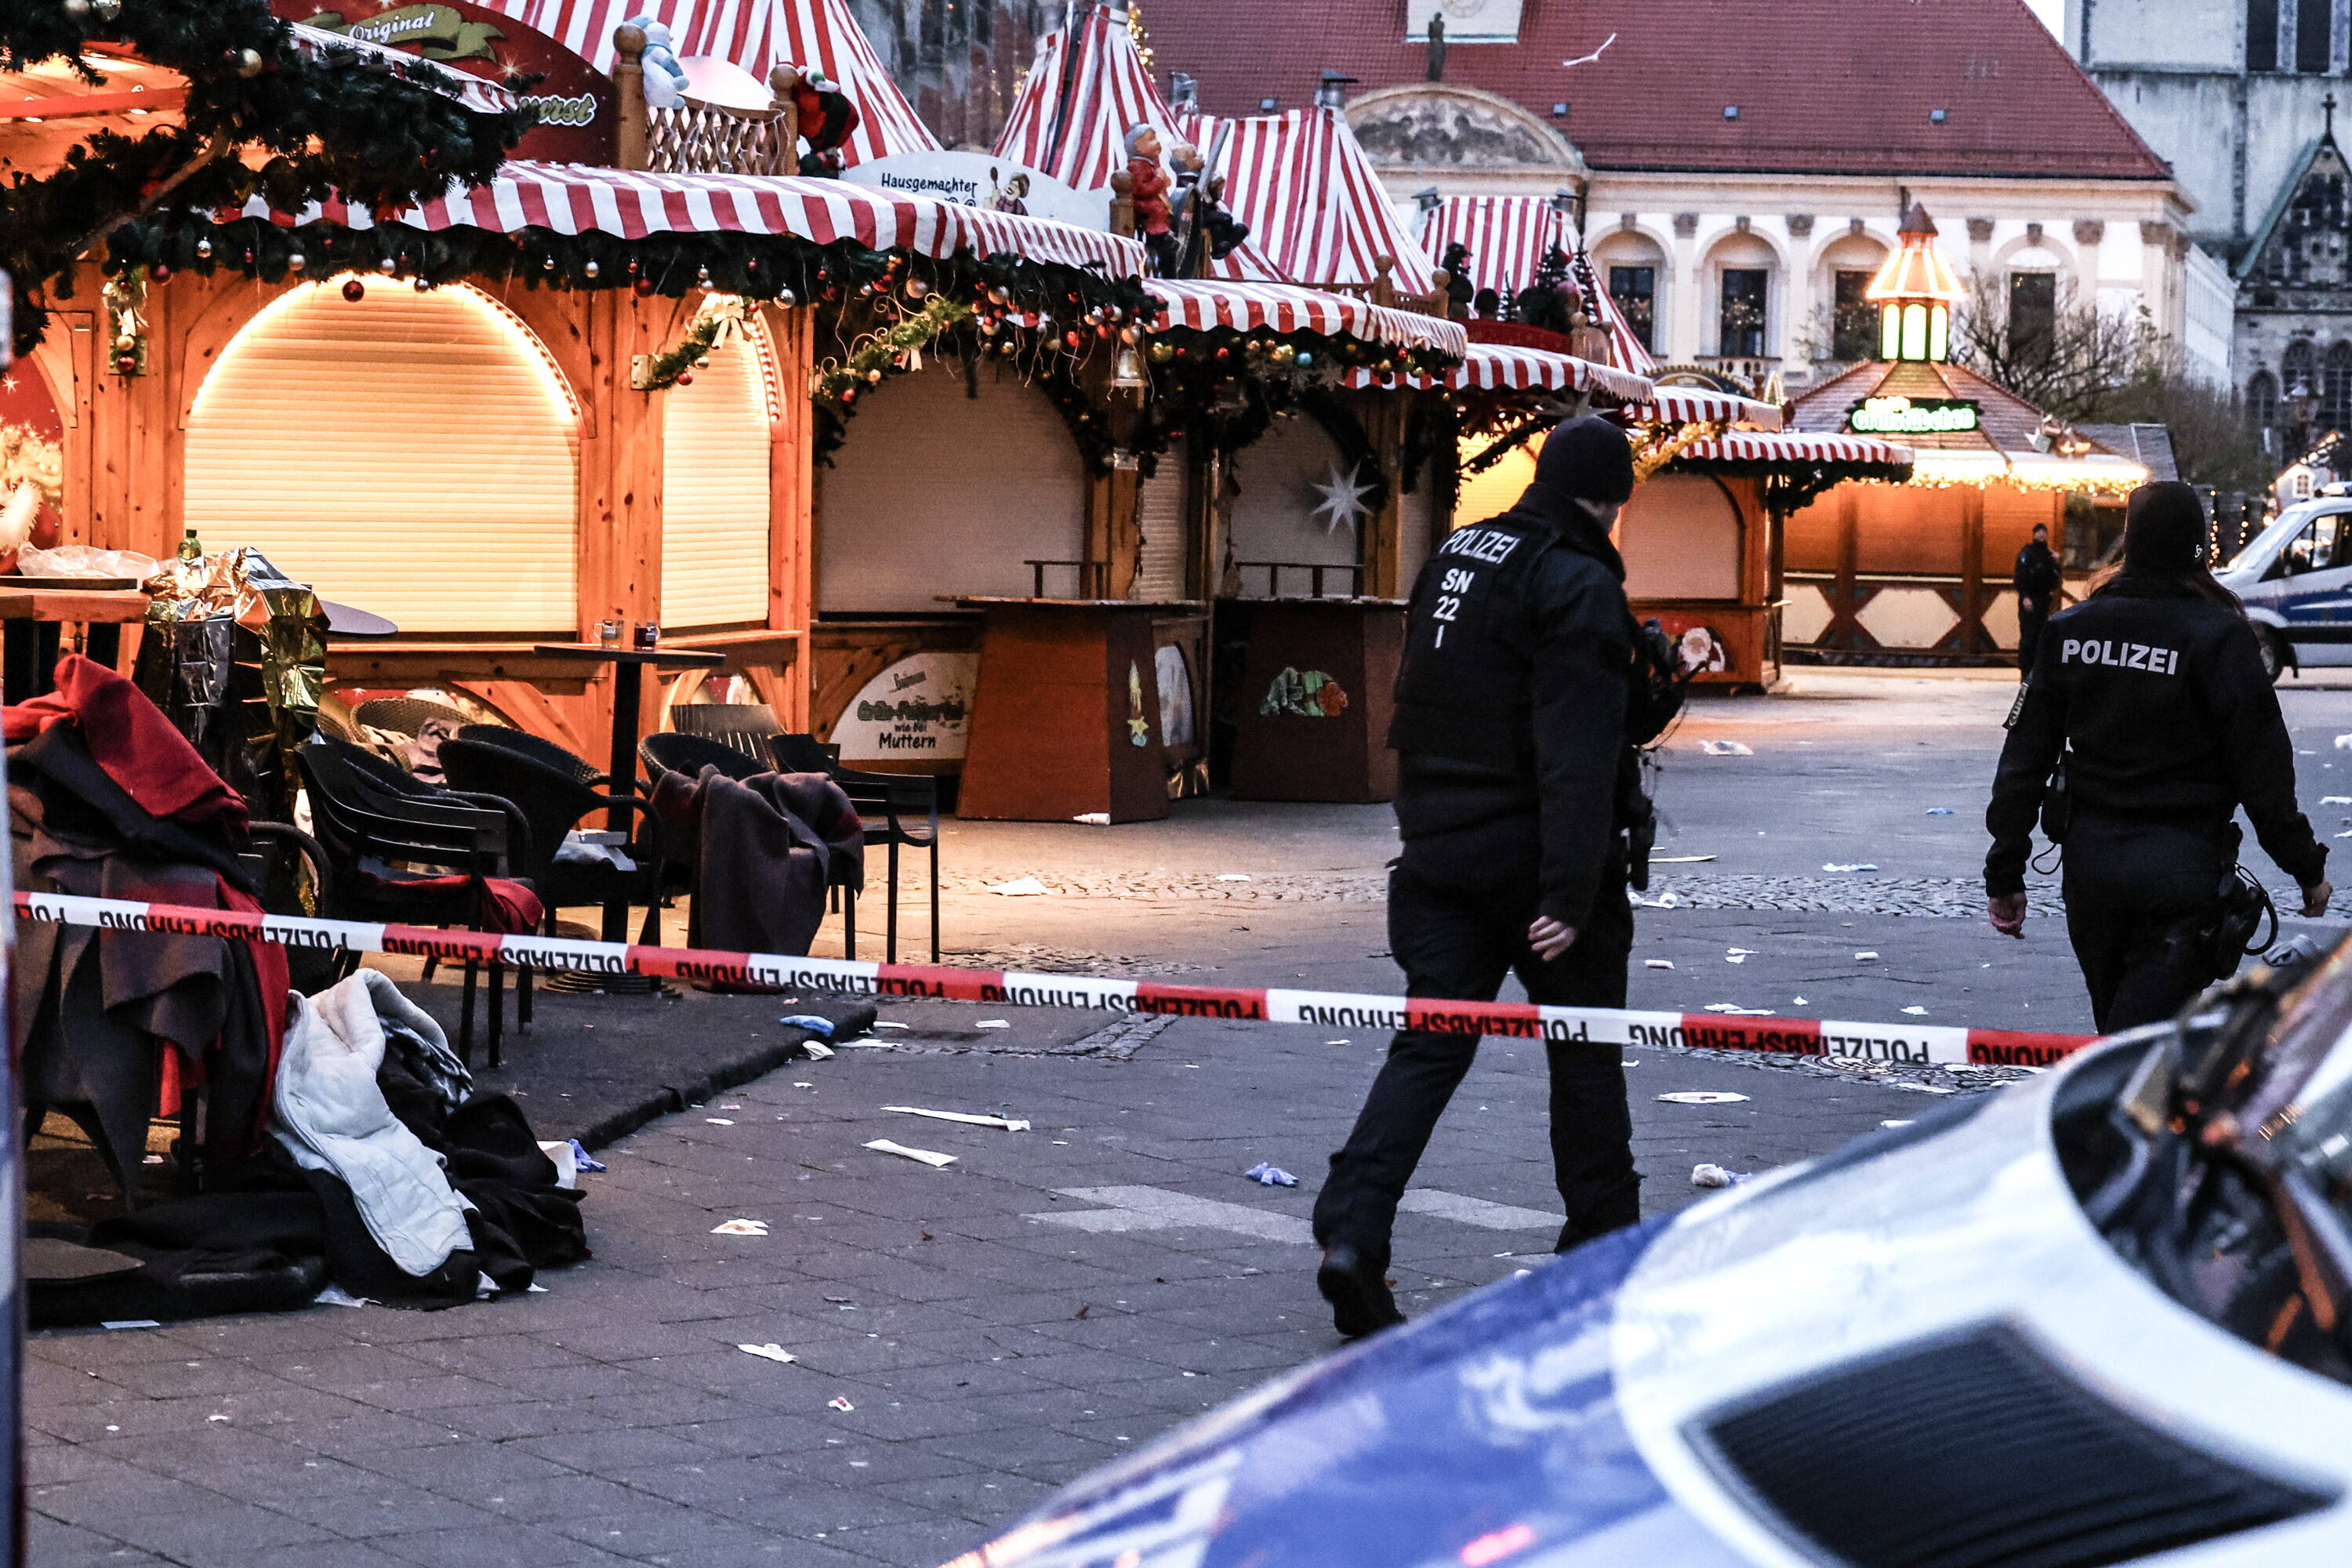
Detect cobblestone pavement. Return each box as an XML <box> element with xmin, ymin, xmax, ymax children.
<box><xmin>31</xmin><ymin>671</ymin><xmax>2352</xmax><ymax>1568</ymax></box>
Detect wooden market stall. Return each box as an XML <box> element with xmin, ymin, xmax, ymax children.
<box><xmin>1771</xmin><ymin>207</ymin><xmax>2151</xmax><ymax>665</ymax></box>
<box><xmin>9</xmin><ymin>0</ymin><xmax>1145</xmax><ymax>759</ymax></box>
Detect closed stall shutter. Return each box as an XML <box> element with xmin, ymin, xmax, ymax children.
<box><xmin>1399</xmin><ymin>476</ymin><xmax>1437</xmax><ymax>590</ymax></box>
<box><xmin>1229</xmin><ymin>416</ymin><xmax>1359</xmax><ymax>597</ymax></box>
<box><xmin>1134</xmin><ymin>439</ymin><xmax>1189</xmax><ymax>601</ymax></box>
<box><xmin>662</xmin><ymin>332</ymin><xmax>771</xmax><ymax>627</ymax></box>
<box><xmin>185</xmin><ymin>282</ymin><xmax>579</xmax><ymax>633</ymax></box>
<box><xmin>1622</xmin><ymin>474</ymin><xmax>1741</xmax><ymax>601</ymax></box>
<box><xmin>818</xmin><ymin>361</ymin><xmax>1087</xmax><ymax>611</ymax></box>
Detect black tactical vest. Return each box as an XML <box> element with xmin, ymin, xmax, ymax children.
<box><xmin>1387</xmin><ymin>514</ymin><xmax>1554</xmax><ymax>771</ymax></box>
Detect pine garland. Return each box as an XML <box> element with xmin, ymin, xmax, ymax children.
<box><xmin>0</xmin><ymin>0</ymin><xmax>531</xmax><ymax>354</ymax></box>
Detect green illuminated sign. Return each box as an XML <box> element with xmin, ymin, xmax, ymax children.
<box><xmin>1848</xmin><ymin>395</ymin><xmax>1980</xmax><ymax>435</ymax></box>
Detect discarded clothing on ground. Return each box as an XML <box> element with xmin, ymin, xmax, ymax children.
<box><xmin>27</xmin><ymin>970</ymin><xmax>586</xmax><ymax>1327</ymax></box>
<box><xmin>8</xmin><ymin>654</ymin><xmax>289</xmax><ymax>1204</ymax></box>
<box><xmin>650</xmin><ymin>765</ymin><xmax>862</xmax><ymax>967</ymax></box>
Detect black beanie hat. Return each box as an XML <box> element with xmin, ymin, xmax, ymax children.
<box><xmin>1535</xmin><ymin>415</ymin><xmax>1637</xmax><ymax>508</ymax></box>
<box><xmin>2123</xmin><ymin>481</ymin><xmax>2207</xmax><ymax>576</ymax></box>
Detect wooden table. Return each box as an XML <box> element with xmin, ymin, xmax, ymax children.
<box><xmin>532</xmin><ymin>644</ymin><xmax>724</xmax><ymax>943</ymax></box>
<box><xmin>1227</xmin><ymin>597</ymin><xmax>1407</xmax><ymax>804</ymax></box>
<box><xmin>949</xmin><ymin>599</ymin><xmax>1197</xmax><ymax>824</ymax></box>
<box><xmin>0</xmin><ymin>581</ymin><xmax>149</xmax><ymax>701</ymax></box>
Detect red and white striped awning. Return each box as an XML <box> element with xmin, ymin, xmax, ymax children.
<box><xmin>1340</xmin><ymin>343</ymin><xmax>1650</xmax><ymax>401</ymax></box>
<box><xmin>1147</xmin><ymin>280</ymin><xmax>1467</xmax><ymax>354</ymax></box>
<box><xmin>995</xmin><ymin>5</ymin><xmax>1178</xmax><ymax>193</ymax></box>
<box><xmin>1416</xmin><ymin>195</ymin><xmax>1657</xmax><ymax>376</ymax></box>
<box><xmin>468</xmin><ymin>0</ymin><xmax>939</xmax><ymax>167</ymax></box>
<box><xmin>1184</xmin><ymin>108</ymin><xmax>1438</xmax><ymax>296</ymax></box>
<box><xmin>235</xmin><ymin>158</ymin><xmax>1142</xmax><ymax>275</ymax></box>
<box><xmin>1630</xmin><ymin>385</ymin><xmax>1786</xmax><ymax>430</ymax></box>
<box><xmin>1675</xmin><ymin>431</ymin><xmax>1912</xmax><ymax>467</ymax></box>
<box><xmin>286</xmin><ymin>22</ymin><xmax>524</xmax><ymax>118</ymax></box>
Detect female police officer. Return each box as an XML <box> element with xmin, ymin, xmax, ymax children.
<box><xmin>1986</xmin><ymin>481</ymin><xmax>2332</xmax><ymax>1032</ymax></box>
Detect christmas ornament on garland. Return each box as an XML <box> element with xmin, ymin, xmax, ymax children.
<box><xmin>633</xmin><ymin>293</ymin><xmax>759</xmax><ymax>392</ymax></box>
<box><xmin>102</xmin><ymin>268</ymin><xmax>148</xmax><ymax>376</ymax></box>
<box><xmin>810</xmin><ymin>294</ymin><xmax>976</xmax><ymax>407</ymax></box>
<box><xmin>0</xmin><ymin>0</ymin><xmax>532</xmax><ymax>355</ymax></box>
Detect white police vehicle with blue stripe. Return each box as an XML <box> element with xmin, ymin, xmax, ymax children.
<box><xmin>942</xmin><ymin>942</ymin><xmax>2352</xmax><ymax>1568</ymax></box>
<box><xmin>2218</xmin><ymin>495</ymin><xmax>2352</xmax><ymax>681</ymax></box>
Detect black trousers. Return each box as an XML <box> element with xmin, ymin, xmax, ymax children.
<box><xmin>2062</xmin><ymin>814</ymin><xmax>2233</xmax><ymax>1033</ymax></box>
<box><xmin>1312</xmin><ymin>864</ymin><xmax>1639</xmax><ymax>1268</ymax></box>
<box><xmin>2017</xmin><ymin>608</ymin><xmax>2050</xmax><ymax>677</ymax></box>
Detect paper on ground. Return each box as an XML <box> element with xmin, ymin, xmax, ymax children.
<box><xmin>1900</xmin><ymin>1006</ymin><xmax>1929</xmax><ymax>1016</ymax></box>
<box><xmin>1699</xmin><ymin>739</ymin><xmax>1752</xmax><ymax>756</ymax></box>
<box><xmin>1650</xmin><ymin>855</ymin><xmax>1715</xmax><ymax>863</ymax></box>
<box><xmin>1657</xmin><ymin>1091</ymin><xmax>1751</xmax><ymax>1105</ymax></box>
<box><xmin>1703</xmin><ymin>1004</ymin><xmax>1774</xmax><ymax>1015</ymax></box>
<box><xmin>1854</xmin><ymin>951</ymin><xmax>1880</xmax><ymax>961</ymax></box>
<box><xmin>865</xmin><ymin>1138</ymin><xmax>957</xmax><ymax>1167</ymax></box>
<box><xmin>884</xmin><ymin>1105</ymin><xmax>1032</xmax><ymax>1132</ymax></box>
<box><xmin>1822</xmin><ymin>862</ymin><xmax>1879</xmax><ymax>873</ymax></box>
<box><xmin>314</xmin><ymin>1284</ymin><xmax>372</xmax><ymax>1308</ymax></box>
<box><xmin>1644</xmin><ymin>959</ymin><xmax>1675</xmax><ymax>969</ymax></box>
<box><xmin>737</xmin><ymin>1343</ymin><xmax>797</xmax><ymax>1364</ymax></box>
<box><xmin>1073</xmin><ymin>814</ymin><xmax>1111</xmax><ymax>826</ymax></box>
<box><xmin>983</xmin><ymin>877</ymin><xmax>1051</xmax><ymax>896</ymax></box>
<box><xmin>711</xmin><ymin>1218</ymin><xmax>771</xmax><ymax>1236</ymax></box>
<box><xmin>870</xmin><ymin>1021</ymin><xmax>911</xmax><ymax>1029</ymax></box>
<box><xmin>1216</xmin><ymin>873</ymin><xmax>1252</xmax><ymax>882</ymax></box>
<box><xmin>975</xmin><ymin>1019</ymin><xmax>1011</xmax><ymax>1029</ymax></box>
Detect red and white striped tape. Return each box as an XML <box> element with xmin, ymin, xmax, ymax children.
<box><xmin>9</xmin><ymin>892</ymin><xmax>2091</xmax><ymax>1069</ymax></box>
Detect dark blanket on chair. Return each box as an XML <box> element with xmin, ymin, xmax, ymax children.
<box><xmin>652</xmin><ymin>768</ymin><xmax>862</xmax><ymax>961</ymax></box>
<box><xmin>8</xmin><ymin>657</ymin><xmax>291</xmax><ymax>1203</ymax></box>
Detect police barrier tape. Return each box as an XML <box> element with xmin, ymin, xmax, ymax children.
<box><xmin>9</xmin><ymin>891</ymin><xmax>2096</xmax><ymax>1069</ymax></box>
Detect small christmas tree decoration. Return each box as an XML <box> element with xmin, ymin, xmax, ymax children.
<box><xmin>377</xmin><ymin>256</ymin><xmax>395</xmax><ymax>273</ymax></box>
<box><xmin>341</xmin><ymin>278</ymin><xmax>365</xmax><ymax>301</ymax></box>
<box><xmin>195</xmin><ymin>238</ymin><xmax>212</xmax><ymax>260</ymax></box>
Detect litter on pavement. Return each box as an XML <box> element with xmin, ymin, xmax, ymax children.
<box><xmin>737</xmin><ymin>1343</ymin><xmax>797</xmax><ymax>1364</ymax></box>
<box><xmin>1882</xmin><ymin>1120</ymin><xmax>1916</xmax><ymax>1130</ymax></box>
<box><xmin>1926</xmin><ymin>808</ymin><xmax>1954</xmax><ymax>815</ymax></box>
<box><xmin>975</xmin><ymin>1019</ymin><xmax>1011</xmax><ymax>1030</ymax></box>
<box><xmin>568</xmin><ymin>1138</ymin><xmax>607</xmax><ymax>1173</ymax></box>
<box><xmin>1658</xmin><ymin>1091</ymin><xmax>1751</xmax><ymax>1105</ymax></box>
<box><xmin>1855</xmin><ymin>951</ymin><xmax>1881</xmax><ymax>961</ymax></box>
<box><xmin>828</xmin><ymin>1396</ymin><xmax>856</xmax><ymax>1412</ymax></box>
<box><xmin>799</xmin><ymin>1040</ymin><xmax>836</xmax><ymax>1060</ymax></box>
<box><xmin>1822</xmin><ymin>862</ymin><xmax>1880</xmax><ymax>873</ymax></box>
<box><xmin>870</xmin><ymin>1021</ymin><xmax>911</xmax><ymax>1029</ymax></box>
<box><xmin>983</xmin><ymin>877</ymin><xmax>1051</xmax><ymax>896</ymax></box>
<box><xmin>100</xmin><ymin>1320</ymin><xmax>160</xmax><ymax>1330</ymax></box>
<box><xmin>2336</xmin><ymin>735</ymin><xmax>2352</xmax><ymax>751</ymax></box>
<box><xmin>884</xmin><ymin>1105</ymin><xmax>1033</xmax><ymax>1132</ymax></box>
<box><xmin>1243</xmin><ymin>1162</ymin><xmax>1300</xmax><ymax>1187</ymax></box>
<box><xmin>1073</xmin><ymin>813</ymin><xmax>1111</xmax><ymax>825</ymax></box>
<box><xmin>1700</xmin><ymin>739</ymin><xmax>1753</xmax><ymax>756</ymax></box>
<box><xmin>1725</xmin><ymin>955</ymin><xmax>1746</xmax><ymax>964</ymax></box>
<box><xmin>705</xmin><ymin>1117</ymin><xmax>735</xmax><ymax>1126</ymax></box>
<box><xmin>1650</xmin><ymin>855</ymin><xmax>1717</xmax><ymax>863</ymax></box>
<box><xmin>2324</xmin><ymin>796</ymin><xmax>2352</xmax><ymax>805</ymax></box>
<box><xmin>1900</xmin><ymin>1006</ymin><xmax>1929</xmax><ymax>1016</ymax></box>
<box><xmin>711</xmin><ymin>1218</ymin><xmax>771</xmax><ymax>1236</ymax></box>
<box><xmin>313</xmin><ymin>1284</ymin><xmax>371</xmax><ymax>1308</ymax></box>
<box><xmin>1691</xmin><ymin>1164</ymin><xmax>1753</xmax><ymax>1189</ymax></box>
<box><xmin>1217</xmin><ymin>873</ymin><xmax>1253</xmax><ymax>882</ymax></box>
<box><xmin>1645</xmin><ymin>959</ymin><xmax>1675</xmax><ymax>969</ymax></box>
<box><xmin>865</xmin><ymin>1138</ymin><xmax>957</xmax><ymax>1167</ymax></box>
<box><xmin>1703</xmin><ymin>1004</ymin><xmax>1775</xmax><ymax>1015</ymax></box>
<box><xmin>778</xmin><ymin>1014</ymin><xmax>837</xmax><ymax>1037</ymax></box>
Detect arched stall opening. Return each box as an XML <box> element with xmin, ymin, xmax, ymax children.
<box><xmin>184</xmin><ymin>280</ymin><xmax>583</xmax><ymax>634</ymax></box>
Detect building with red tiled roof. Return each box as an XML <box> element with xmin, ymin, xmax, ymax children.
<box><xmin>1137</xmin><ymin>0</ymin><xmax>2207</xmax><ymax>392</ymax></box>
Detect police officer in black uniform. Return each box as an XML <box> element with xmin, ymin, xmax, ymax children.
<box><xmin>1313</xmin><ymin>416</ymin><xmax>1646</xmax><ymax>1338</ymax></box>
<box><xmin>1986</xmin><ymin>481</ymin><xmax>2332</xmax><ymax>1033</ymax></box>
<box><xmin>2013</xmin><ymin>521</ymin><xmax>2062</xmax><ymax>678</ymax></box>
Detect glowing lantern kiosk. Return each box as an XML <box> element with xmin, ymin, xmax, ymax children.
<box><xmin>1780</xmin><ymin>204</ymin><xmax>2149</xmax><ymax>665</ymax></box>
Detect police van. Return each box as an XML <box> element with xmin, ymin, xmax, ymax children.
<box><xmin>2216</xmin><ymin>490</ymin><xmax>2352</xmax><ymax>681</ymax></box>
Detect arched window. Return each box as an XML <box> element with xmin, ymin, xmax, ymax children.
<box><xmin>186</xmin><ymin>281</ymin><xmax>579</xmax><ymax>632</ymax></box>
<box><xmin>661</xmin><ymin>322</ymin><xmax>772</xmax><ymax>628</ymax></box>
<box><xmin>2284</xmin><ymin>338</ymin><xmax>2318</xmax><ymax>404</ymax></box>
<box><xmin>2323</xmin><ymin>341</ymin><xmax>2352</xmax><ymax>434</ymax></box>
<box><xmin>2248</xmin><ymin>370</ymin><xmax>2280</xmax><ymax>438</ymax></box>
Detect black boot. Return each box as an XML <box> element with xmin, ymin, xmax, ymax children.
<box><xmin>1318</xmin><ymin>1244</ymin><xmax>1405</xmax><ymax>1339</ymax></box>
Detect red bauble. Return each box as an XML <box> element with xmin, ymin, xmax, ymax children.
<box><xmin>676</xmin><ymin>371</ymin><xmax>694</xmax><ymax>386</ymax></box>
<box><xmin>632</xmin><ymin>277</ymin><xmax>655</xmax><ymax>297</ymax></box>
<box><xmin>341</xmin><ymin>279</ymin><xmax>365</xmax><ymax>302</ymax></box>
<box><xmin>1095</xmin><ymin>325</ymin><xmax>1112</xmax><ymax>339</ymax></box>
<box><xmin>1063</xmin><ymin>331</ymin><xmax>1083</xmax><ymax>349</ymax></box>
<box><xmin>114</xmin><ymin>352</ymin><xmax>139</xmax><ymax>374</ymax></box>
<box><xmin>147</xmin><ymin>263</ymin><xmax>170</xmax><ymax>282</ymax></box>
